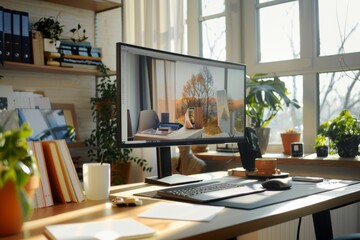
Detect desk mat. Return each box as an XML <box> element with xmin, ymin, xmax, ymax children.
<box><xmin>208</xmin><ymin>180</ymin><xmax>359</xmax><ymax>210</ymax></box>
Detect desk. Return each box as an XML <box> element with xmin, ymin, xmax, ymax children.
<box><xmin>14</xmin><ymin>172</ymin><xmax>360</xmax><ymax>240</ymax></box>
<box><xmin>134</xmin><ymin>127</ymin><xmax>204</xmax><ymax>141</ymax></box>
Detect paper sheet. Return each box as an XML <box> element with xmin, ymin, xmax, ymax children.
<box><xmin>139</xmin><ymin>202</ymin><xmax>225</xmax><ymax>222</ymax></box>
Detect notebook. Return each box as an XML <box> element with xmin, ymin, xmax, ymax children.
<box><xmin>44</xmin><ymin>218</ymin><xmax>156</xmax><ymax>240</ymax></box>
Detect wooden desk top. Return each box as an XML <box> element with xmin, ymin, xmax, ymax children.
<box><xmin>11</xmin><ymin>172</ymin><xmax>360</xmax><ymax>240</ymax></box>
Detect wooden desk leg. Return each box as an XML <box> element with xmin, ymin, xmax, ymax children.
<box><xmin>312</xmin><ymin>210</ymin><xmax>333</xmax><ymax>240</ymax></box>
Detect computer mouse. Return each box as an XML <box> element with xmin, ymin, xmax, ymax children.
<box><xmin>261</xmin><ymin>177</ymin><xmax>292</xmax><ymax>190</ymax></box>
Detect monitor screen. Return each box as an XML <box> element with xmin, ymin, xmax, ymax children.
<box><xmin>116</xmin><ymin>43</ymin><xmax>246</xmax><ymax>185</ymax></box>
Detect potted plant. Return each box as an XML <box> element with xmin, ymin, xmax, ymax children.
<box><xmin>280</xmin><ymin>128</ymin><xmax>301</xmax><ymax>155</ymax></box>
<box><xmin>0</xmin><ymin>123</ymin><xmax>39</xmax><ymax>236</ymax></box>
<box><xmin>315</xmin><ymin>109</ymin><xmax>360</xmax><ymax>158</ymax></box>
<box><xmin>33</xmin><ymin>16</ymin><xmax>64</xmax><ymax>52</ymax></box>
<box><xmin>85</xmin><ymin>64</ymin><xmax>152</xmax><ymax>185</ymax></box>
<box><xmin>245</xmin><ymin>73</ymin><xmax>301</xmax><ymax>154</ymax></box>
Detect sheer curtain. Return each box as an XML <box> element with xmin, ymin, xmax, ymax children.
<box><xmin>123</xmin><ymin>0</ymin><xmax>186</xmax><ymax>182</ymax></box>
<box><xmin>123</xmin><ymin>0</ymin><xmax>185</xmax><ymax>53</ymax></box>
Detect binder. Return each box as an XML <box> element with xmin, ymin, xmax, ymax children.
<box><xmin>11</xmin><ymin>10</ymin><xmax>21</xmax><ymax>62</ymax></box>
<box><xmin>3</xmin><ymin>8</ymin><xmax>12</xmax><ymax>61</ymax></box>
<box><xmin>20</xmin><ymin>11</ymin><xmax>31</xmax><ymax>63</ymax></box>
<box><xmin>0</xmin><ymin>7</ymin><xmax>4</xmax><ymax>62</ymax></box>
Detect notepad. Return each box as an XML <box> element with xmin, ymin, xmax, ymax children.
<box><xmin>139</xmin><ymin>202</ymin><xmax>225</xmax><ymax>222</ymax></box>
<box><xmin>44</xmin><ymin>218</ymin><xmax>156</xmax><ymax>240</ymax></box>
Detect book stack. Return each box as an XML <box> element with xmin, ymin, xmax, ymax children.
<box><xmin>1</xmin><ymin>7</ymin><xmax>31</xmax><ymax>64</ymax></box>
<box><xmin>58</xmin><ymin>41</ymin><xmax>102</xmax><ymax>69</ymax></box>
<box><xmin>28</xmin><ymin>139</ymin><xmax>85</xmax><ymax>208</ymax></box>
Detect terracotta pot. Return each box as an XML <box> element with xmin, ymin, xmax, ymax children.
<box><xmin>281</xmin><ymin>133</ymin><xmax>301</xmax><ymax>155</ymax></box>
<box><xmin>111</xmin><ymin>162</ymin><xmax>131</xmax><ymax>185</ymax></box>
<box><xmin>0</xmin><ymin>180</ymin><xmax>23</xmax><ymax>236</ymax></box>
<box><xmin>0</xmin><ymin>175</ymin><xmax>39</xmax><ymax>237</ymax></box>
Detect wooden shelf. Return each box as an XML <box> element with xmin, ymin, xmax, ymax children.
<box><xmin>44</xmin><ymin>0</ymin><xmax>122</xmax><ymax>13</ymax></box>
<box><xmin>2</xmin><ymin>61</ymin><xmax>116</xmax><ymax>77</ymax></box>
<box><xmin>2</xmin><ymin>61</ymin><xmax>99</xmax><ymax>75</ymax></box>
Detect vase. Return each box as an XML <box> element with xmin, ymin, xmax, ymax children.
<box><xmin>43</xmin><ymin>38</ymin><xmax>60</xmax><ymax>52</ymax></box>
<box><xmin>0</xmin><ymin>175</ymin><xmax>39</xmax><ymax>237</ymax></box>
<box><xmin>281</xmin><ymin>133</ymin><xmax>301</xmax><ymax>155</ymax></box>
<box><xmin>254</xmin><ymin>128</ymin><xmax>270</xmax><ymax>155</ymax></box>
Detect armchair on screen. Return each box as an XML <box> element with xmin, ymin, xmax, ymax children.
<box><xmin>136</xmin><ymin>110</ymin><xmax>160</xmax><ymax>133</ymax></box>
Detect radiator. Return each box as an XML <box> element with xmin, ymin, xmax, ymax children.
<box><xmin>238</xmin><ymin>202</ymin><xmax>360</xmax><ymax>240</ymax></box>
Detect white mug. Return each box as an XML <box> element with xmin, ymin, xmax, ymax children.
<box><xmin>82</xmin><ymin>163</ymin><xmax>110</xmax><ymax>200</ymax></box>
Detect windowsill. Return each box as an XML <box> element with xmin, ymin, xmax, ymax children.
<box><xmin>194</xmin><ymin>151</ymin><xmax>360</xmax><ymax>168</ymax></box>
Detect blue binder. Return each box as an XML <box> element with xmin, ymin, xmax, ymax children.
<box><xmin>0</xmin><ymin>7</ymin><xmax>4</xmax><ymax>62</ymax></box>
<box><xmin>11</xmin><ymin>10</ymin><xmax>22</xmax><ymax>62</ymax></box>
<box><xmin>21</xmin><ymin>11</ymin><xmax>31</xmax><ymax>63</ymax></box>
<box><xmin>3</xmin><ymin>8</ymin><xmax>12</xmax><ymax>61</ymax></box>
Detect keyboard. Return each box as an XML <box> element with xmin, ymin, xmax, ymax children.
<box><xmin>157</xmin><ymin>181</ymin><xmax>265</xmax><ymax>203</ymax></box>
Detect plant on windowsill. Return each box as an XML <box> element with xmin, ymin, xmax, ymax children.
<box><xmin>85</xmin><ymin>63</ymin><xmax>152</xmax><ymax>185</ymax></box>
<box><xmin>315</xmin><ymin>109</ymin><xmax>360</xmax><ymax>158</ymax></box>
<box><xmin>245</xmin><ymin>73</ymin><xmax>301</xmax><ymax>154</ymax></box>
<box><xmin>0</xmin><ymin>123</ymin><xmax>39</xmax><ymax>236</ymax></box>
<box><xmin>280</xmin><ymin>128</ymin><xmax>301</xmax><ymax>155</ymax></box>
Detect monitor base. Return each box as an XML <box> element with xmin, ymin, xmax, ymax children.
<box><xmin>145</xmin><ymin>174</ymin><xmax>203</xmax><ymax>186</ymax></box>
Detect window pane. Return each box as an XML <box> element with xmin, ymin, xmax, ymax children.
<box><xmin>319</xmin><ymin>71</ymin><xmax>360</xmax><ymax>123</ymax></box>
<box><xmin>267</xmin><ymin>76</ymin><xmax>303</xmax><ymax>144</ymax></box>
<box><xmin>259</xmin><ymin>0</ymin><xmax>276</xmax><ymax>3</ymax></box>
<box><xmin>202</xmin><ymin>17</ymin><xmax>226</xmax><ymax>60</ymax></box>
<box><xmin>318</xmin><ymin>0</ymin><xmax>360</xmax><ymax>56</ymax></box>
<box><xmin>258</xmin><ymin>2</ymin><xmax>300</xmax><ymax>62</ymax></box>
<box><xmin>201</xmin><ymin>0</ymin><xmax>225</xmax><ymax>16</ymax></box>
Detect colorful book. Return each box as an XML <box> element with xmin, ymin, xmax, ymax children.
<box><xmin>55</xmin><ymin>140</ymin><xmax>85</xmax><ymax>203</ymax></box>
<box><xmin>41</xmin><ymin>141</ymin><xmax>71</xmax><ymax>203</ymax></box>
<box><xmin>33</xmin><ymin>141</ymin><xmax>54</xmax><ymax>207</ymax></box>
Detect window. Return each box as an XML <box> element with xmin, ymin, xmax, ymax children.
<box><xmin>199</xmin><ymin>0</ymin><xmax>226</xmax><ymax>60</ymax></box>
<box><xmin>267</xmin><ymin>76</ymin><xmax>303</xmax><ymax>143</ymax></box>
<box><xmin>319</xmin><ymin>71</ymin><xmax>360</xmax><ymax>123</ymax></box>
<box><xmin>318</xmin><ymin>0</ymin><xmax>360</xmax><ymax>56</ymax></box>
<box><xmin>257</xmin><ymin>0</ymin><xmax>300</xmax><ymax>62</ymax></box>
<box><xmin>189</xmin><ymin>0</ymin><xmax>360</xmax><ymax>153</ymax></box>
<box><xmin>243</xmin><ymin>0</ymin><xmax>360</xmax><ymax>153</ymax></box>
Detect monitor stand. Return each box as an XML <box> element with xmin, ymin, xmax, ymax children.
<box><xmin>145</xmin><ymin>147</ymin><xmax>203</xmax><ymax>186</ymax></box>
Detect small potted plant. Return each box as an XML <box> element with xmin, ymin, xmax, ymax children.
<box><xmin>315</xmin><ymin>109</ymin><xmax>360</xmax><ymax>158</ymax></box>
<box><xmin>33</xmin><ymin>16</ymin><xmax>64</xmax><ymax>52</ymax></box>
<box><xmin>246</xmin><ymin>73</ymin><xmax>301</xmax><ymax>154</ymax></box>
<box><xmin>85</xmin><ymin>64</ymin><xmax>152</xmax><ymax>185</ymax></box>
<box><xmin>0</xmin><ymin>123</ymin><xmax>39</xmax><ymax>236</ymax></box>
<box><xmin>280</xmin><ymin>128</ymin><xmax>301</xmax><ymax>155</ymax></box>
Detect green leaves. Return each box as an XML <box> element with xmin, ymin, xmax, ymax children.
<box><xmin>0</xmin><ymin>123</ymin><xmax>37</xmax><ymax>220</ymax></box>
<box><xmin>315</xmin><ymin>109</ymin><xmax>360</xmax><ymax>155</ymax></box>
<box><xmin>245</xmin><ymin>73</ymin><xmax>301</xmax><ymax>128</ymax></box>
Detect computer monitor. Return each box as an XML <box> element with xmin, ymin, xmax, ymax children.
<box><xmin>116</xmin><ymin>43</ymin><xmax>246</xmax><ymax>185</ymax></box>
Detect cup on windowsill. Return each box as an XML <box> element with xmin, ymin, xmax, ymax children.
<box><xmin>255</xmin><ymin>158</ymin><xmax>278</xmax><ymax>175</ymax></box>
<box><xmin>82</xmin><ymin>163</ymin><xmax>110</xmax><ymax>200</ymax></box>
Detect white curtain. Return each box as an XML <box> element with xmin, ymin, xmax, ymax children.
<box><xmin>123</xmin><ymin>0</ymin><xmax>185</xmax><ymax>182</ymax></box>
<box><xmin>123</xmin><ymin>0</ymin><xmax>185</xmax><ymax>53</ymax></box>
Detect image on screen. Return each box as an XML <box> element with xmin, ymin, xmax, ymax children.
<box><xmin>117</xmin><ymin>43</ymin><xmax>246</xmax><ymax>148</ymax></box>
